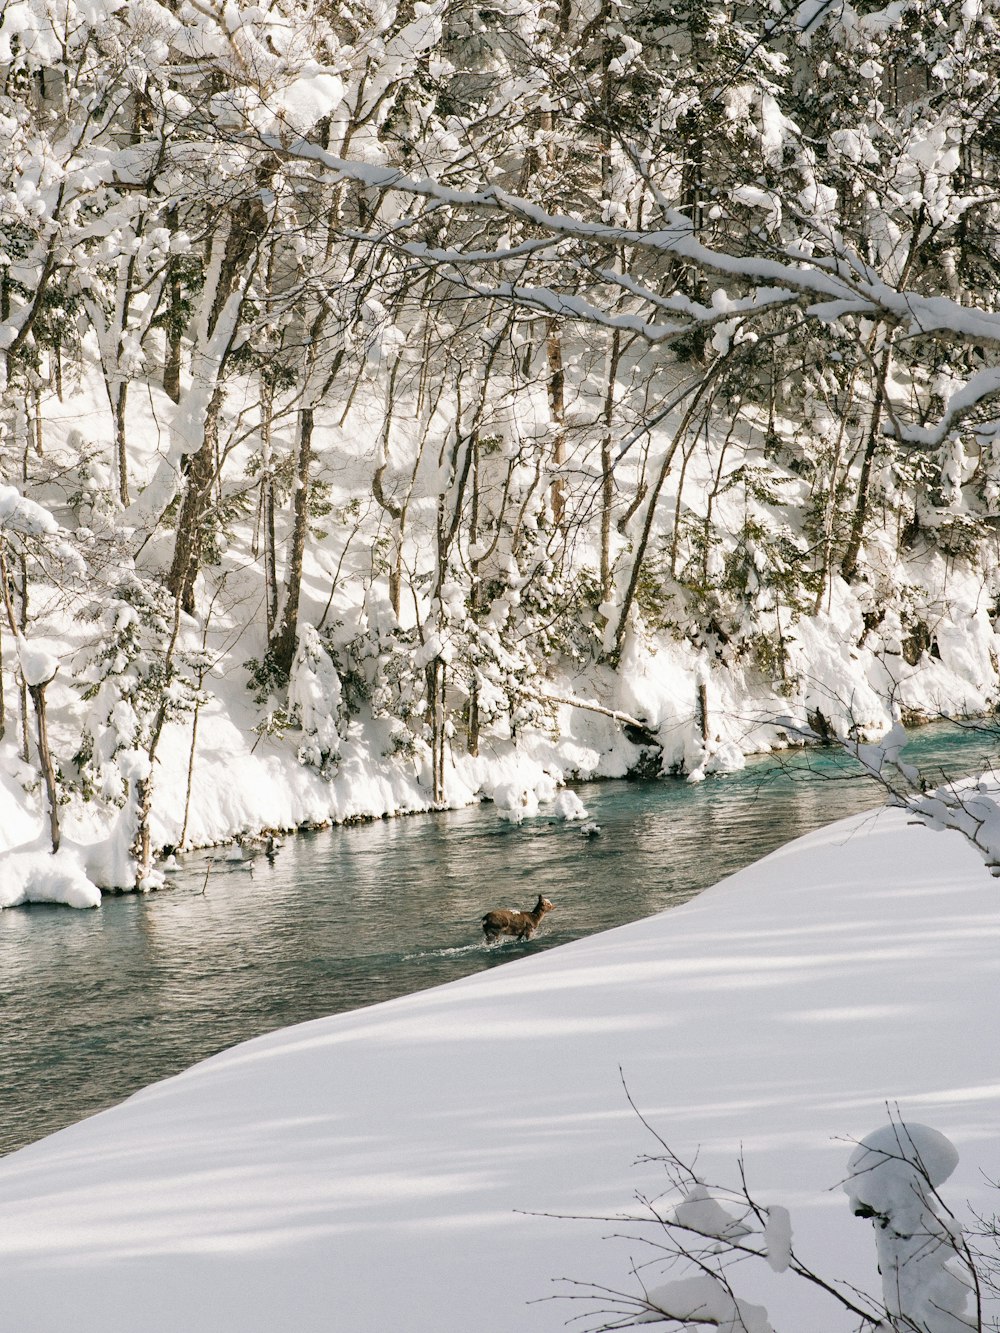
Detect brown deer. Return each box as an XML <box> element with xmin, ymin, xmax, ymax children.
<box><xmin>481</xmin><ymin>894</ymin><xmax>555</xmax><ymax>943</ymax></box>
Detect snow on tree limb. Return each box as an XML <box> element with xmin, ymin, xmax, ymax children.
<box><xmin>256</xmin><ymin>129</ymin><xmax>1000</xmax><ymax>445</ymax></box>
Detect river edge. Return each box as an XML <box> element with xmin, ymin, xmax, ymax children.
<box><xmin>4</xmin><ymin>716</ymin><xmax>997</xmax><ymax>1158</ymax></box>
<box><xmin>3</xmin><ymin>703</ymin><xmax>997</xmax><ymax>909</ymax></box>
<box><xmin>124</xmin><ymin>707</ymin><xmax>1000</xmax><ymax>870</ymax></box>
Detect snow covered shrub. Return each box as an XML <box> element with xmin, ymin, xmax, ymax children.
<box><xmin>321</xmin><ymin>612</ymin><xmax>427</xmax><ymax>761</ymax></box>
<box><xmin>0</xmin><ymin>482</ymin><xmax>81</xmax><ymax>574</ymax></box>
<box><xmin>515</xmin><ymin>558</ymin><xmax>604</xmax><ymax>670</ymax></box>
<box><xmin>67</xmin><ymin>449</ymin><xmax>119</xmax><ymax>534</ymax></box>
<box><xmin>286</xmin><ymin>623</ymin><xmax>346</xmax><ymax>778</ymax></box>
<box><xmin>846</xmin><ymin>1122</ymin><xmax>976</xmax><ymax>1333</ymax></box>
<box><xmin>650</xmin><ymin>500</ymin><xmax>816</xmax><ymax>687</ymax></box>
<box><xmin>363</xmin><ymin>625</ymin><xmax>425</xmax><ymax>729</ymax></box>
<box><xmin>462</xmin><ymin>606</ymin><xmax>544</xmax><ymax>745</ymax></box>
<box><xmin>459</xmin><ymin>543</ymin><xmax>599</xmax><ymax>747</ymax></box>
<box><xmin>556</xmin><ymin>1098</ymin><xmax>988</xmax><ymax>1332</ymax></box>
<box><xmin>74</xmin><ymin>574</ymin><xmax>207</xmax><ymax>806</ymax></box>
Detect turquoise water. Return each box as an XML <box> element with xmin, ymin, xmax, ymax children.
<box><xmin>1</xmin><ymin>720</ymin><xmax>996</xmax><ymax>1157</ymax></box>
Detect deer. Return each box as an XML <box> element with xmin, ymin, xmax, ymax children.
<box><xmin>481</xmin><ymin>894</ymin><xmax>555</xmax><ymax>944</ymax></box>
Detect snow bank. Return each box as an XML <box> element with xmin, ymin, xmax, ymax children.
<box><xmin>0</xmin><ymin>846</ymin><xmax>100</xmax><ymax>908</ymax></box>
<box><xmin>4</xmin><ymin>365</ymin><xmax>1000</xmax><ymax>890</ymax></box>
<box><xmin>1</xmin><ymin>806</ymin><xmax>998</xmax><ymax>1332</ymax></box>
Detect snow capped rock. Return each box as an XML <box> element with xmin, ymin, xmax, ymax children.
<box><xmin>553</xmin><ymin>789</ymin><xmax>588</xmax><ymax>821</ymax></box>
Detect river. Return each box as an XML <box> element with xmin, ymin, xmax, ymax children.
<box><xmin>2</xmin><ymin>720</ymin><xmax>996</xmax><ymax>1157</ymax></box>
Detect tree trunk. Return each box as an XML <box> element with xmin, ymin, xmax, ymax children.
<box><xmin>467</xmin><ymin>435</ymin><xmax>482</xmax><ymax>757</ymax></box>
<box><xmin>372</xmin><ymin>356</ymin><xmax>405</xmax><ymax>617</ymax></box>
<box><xmin>546</xmin><ymin>318</ymin><xmax>566</xmax><ymax>528</ymax></box>
<box><xmin>178</xmin><ymin>699</ymin><xmax>201</xmax><ymax>851</ymax></box>
<box><xmin>163</xmin><ymin>207</ymin><xmax>183</xmax><ymax>405</ymax></box>
<box><xmin>167</xmin><ymin>382</ymin><xmax>224</xmax><ymax>614</ymax></box>
<box><xmin>259</xmin><ymin>374</ymin><xmax>279</xmax><ymax>636</ymax></box>
<box><xmin>131</xmin><ymin>586</ymin><xmax>184</xmax><ymax>887</ymax></box>
<box><xmin>426</xmin><ymin>656</ymin><xmax>446</xmax><ymax>803</ymax></box>
<box><xmin>841</xmin><ymin>342</ymin><xmax>893</xmax><ymax>583</ymax></box>
<box><xmin>164</xmin><ymin>203</ymin><xmax>267</xmax><ymax>612</ymax></box>
<box><xmin>132</xmin><ymin>774</ymin><xmax>153</xmax><ymax>882</ymax></box>
<box><xmin>113</xmin><ymin>380</ymin><xmax>129</xmax><ymax>506</ymax></box>
<box><xmin>269</xmin><ymin>406</ymin><xmax>314</xmax><ymax>681</ymax></box>
<box><xmin>0</xmin><ymin>533</ymin><xmax>58</xmax><ymax>848</ymax></box>
<box><xmin>30</xmin><ymin>387</ymin><xmax>43</xmax><ymax>457</ymax></box>
<box><xmin>600</xmin><ymin>327</ymin><xmax>621</xmax><ymax>601</ymax></box>
<box><xmin>131</xmin><ymin>703</ymin><xmax>168</xmax><ymax>887</ymax></box>
<box><xmin>610</xmin><ymin>375</ymin><xmax>718</xmax><ymax>666</ymax></box>
<box><xmin>0</xmin><ymin>537</ymin><xmax>29</xmax><ymax>762</ymax></box>
<box><xmin>28</xmin><ymin>682</ymin><xmax>59</xmax><ymax>854</ymax></box>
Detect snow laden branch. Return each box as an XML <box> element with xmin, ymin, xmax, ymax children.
<box><xmin>264</xmin><ymin>135</ymin><xmax>1000</xmax><ymax>445</ymax></box>
<box><xmin>838</xmin><ymin>717</ymin><xmax>1000</xmax><ymax>881</ymax></box>
<box><xmin>906</xmin><ymin>778</ymin><xmax>1000</xmax><ymax>880</ymax></box>
<box><xmin>550</xmin><ymin>1090</ymin><xmax>986</xmax><ymax>1332</ymax></box>
<box><xmin>512</xmin><ymin>688</ymin><xmax>658</xmax><ymax>742</ymax></box>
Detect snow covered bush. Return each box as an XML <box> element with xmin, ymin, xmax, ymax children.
<box><xmin>76</xmin><ymin>577</ymin><xmax>198</xmax><ymax>798</ymax></box>
<box><xmin>74</xmin><ymin>573</ymin><xmax>208</xmax><ymax>884</ymax></box>
<box><xmin>557</xmin><ymin>1100</ymin><xmax>988</xmax><ymax>1332</ymax></box>
<box><xmin>846</xmin><ymin>1122</ymin><xmax>975</xmax><ymax>1333</ymax></box>
<box><xmin>286</xmin><ymin>623</ymin><xmax>346</xmax><ymax>777</ymax></box>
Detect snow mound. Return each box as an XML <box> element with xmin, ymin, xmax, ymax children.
<box><xmin>638</xmin><ymin>1274</ymin><xmax>772</xmax><ymax>1331</ymax></box>
<box><xmin>845</xmin><ymin>1122</ymin><xmax>973</xmax><ymax>1333</ymax></box>
<box><xmin>493</xmin><ymin>781</ymin><xmax>538</xmax><ymax>823</ymax></box>
<box><xmin>0</xmin><ymin>848</ymin><xmax>101</xmax><ymax>909</ymax></box>
<box><xmin>553</xmin><ymin>789</ymin><xmax>588</xmax><ymax>820</ymax></box>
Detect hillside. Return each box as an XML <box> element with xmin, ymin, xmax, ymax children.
<box><xmin>2</xmin><ymin>0</ymin><xmax>1000</xmax><ymax>898</ymax></box>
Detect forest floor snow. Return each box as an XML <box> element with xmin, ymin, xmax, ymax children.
<box><xmin>2</xmin><ymin>803</ymin><xmax>999</xmax><ymax>1332</ymax></box>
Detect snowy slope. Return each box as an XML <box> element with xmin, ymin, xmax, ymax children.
<box><xmin>5</xmin><ymin>348</ymin><xmax>1000</xmax><ymax>905</ymax></box>
<box><xmin>2</xmin><ymin>806</ymin><xmax>999</xmax><ymax>1332</ymax></box>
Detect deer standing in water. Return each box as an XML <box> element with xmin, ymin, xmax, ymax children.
<box><xmin>482</xmin><ymin>894</ymin><xmax>555</xmax><ymax>943</ymax></box>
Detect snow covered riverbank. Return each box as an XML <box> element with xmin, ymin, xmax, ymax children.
<box><xmin>5</xmin><ymin>342</ymin><xmax>1000</xmax><ymax>907</ymax></box>
<box><xmin>2</xmin><ymin>594</ymin><xmax>997</xmax><ymax>910</ymax></box>
<box><xmin>3</xmin><ymin>803</ymin><xmax>999</xmax><ymax>1332</ymax></box>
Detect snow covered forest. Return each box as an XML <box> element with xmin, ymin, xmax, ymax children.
<box><xmin>3</xmin><ymin>0</ymin><xmax>1000</xmax><ymax>892</ymax></box>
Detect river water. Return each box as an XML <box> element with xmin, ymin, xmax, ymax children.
<box><xmin>2</xmin><ymin>720</ymin><xmax>996</xmax><ymax>1157</ymax></box>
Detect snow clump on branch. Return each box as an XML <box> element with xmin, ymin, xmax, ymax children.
<box><xmin>845</xmin><ymin>1122</ymin><xmax>975</xmax><ymax>1333</ymax></box>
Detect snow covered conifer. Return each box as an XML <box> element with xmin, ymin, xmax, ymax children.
<box><xmin>287</xmin><ymin>623</ymin><xmax>345</xmax><ymax>776</ymax></box>
<box><xmin>75</xmin><ymin>572</ymin><xmax>207</xmax><ymax>885</ymax></box>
